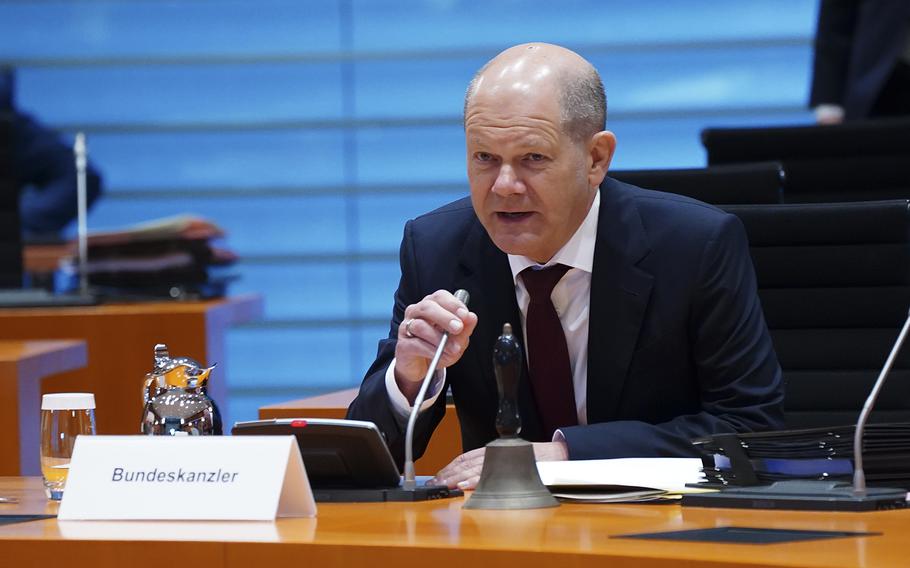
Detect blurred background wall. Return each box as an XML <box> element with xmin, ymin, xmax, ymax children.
<box><xmin>0</xmin><ymin>0</ymin><xmax>818</xmax><ymax>421</ymax></box>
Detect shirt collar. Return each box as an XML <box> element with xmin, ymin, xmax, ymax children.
<box><xmin>507</xmin><ymin>190</ymin><xmax>600</xmax><ymax>282</ymax></box>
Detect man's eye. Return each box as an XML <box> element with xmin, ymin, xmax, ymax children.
<box><xmin>475</xmin><ymin>152</ymin><xmax>494</xmax><ymax>162</ymax></box>
<box><xmin>526</xmin><ymin>153</ymin><xmax>545</xmax><ymax>161</ymax></box>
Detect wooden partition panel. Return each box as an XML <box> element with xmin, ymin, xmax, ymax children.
<box><xmin>0</xmin><ymin>295</ymin><xmax>262</xmax><ymax>442</ymax></box>
<box><xmin>0</xmin><ymin>340</ymin><xmax>86</xmax><ymax>475</ymax></box>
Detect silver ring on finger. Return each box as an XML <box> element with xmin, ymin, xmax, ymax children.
<box><xmin>404</xmin><ymin>318</ymin><xmax>415</xmax><ymax>338</ymax></box>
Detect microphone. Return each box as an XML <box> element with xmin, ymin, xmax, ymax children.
<box><xmin>684</xmin><ymin>306</ymin><xmax>910</xmax><ymax>511</ymax></box>
<box><xmin>402</xmin><ymin>288</ymin><xmax>470</xmax><ymax>490</ymax></box>
<box><xmin>853</xmin><ymin>306</ymin><xmax>910</xmax><ymax>496</ymax></box>
<box><xmin>73</xmin><ymin>132</ymin><xmax>89</xmax><ymax>297</ymax></box>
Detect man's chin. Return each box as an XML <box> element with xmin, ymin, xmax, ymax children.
<box><xmin>489</xmin><ymin>234</ymin><xmax>543</xmax><ymax>260</ymax></box>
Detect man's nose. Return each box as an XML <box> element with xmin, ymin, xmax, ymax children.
<box><xmin>491</xmin><ymin>165</ymin><xmax>524</xmax><ymax>196</ymax></box>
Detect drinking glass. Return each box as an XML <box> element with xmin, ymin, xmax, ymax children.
<box><xmin>40</xmin><ymin>393</ymin><xmax>96</xmax><ymax>500</ymax></box>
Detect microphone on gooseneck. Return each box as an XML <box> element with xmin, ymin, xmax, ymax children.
<box><xmin>74</xmin><ymin>132</ymin><xmax>89</xmax><ymax>296</ymax></box>
<box><xmin>683</xmin><ymin>304</ymin><xmax>910</xmax><ymax>511</ymax></box>
<box><xmin>852</xmin><ymin>306</ymin><xmax>910</xmax><ymax>496</ymax></box>
<box><xmin>402</xmin><ymin>289</ymin><xmax>470</xmax><ymax>490</ymax></box>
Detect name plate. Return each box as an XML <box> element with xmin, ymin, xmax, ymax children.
<box><xmin>57</xmin><ymin>436</ymin><xmax>316</xmax><ymax>521</ymax></box>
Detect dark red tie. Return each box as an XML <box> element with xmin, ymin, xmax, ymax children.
<box><xmin>521</xmin><ymin>264</ymin><xmax>578</xmax><ymax>438</ymax></box>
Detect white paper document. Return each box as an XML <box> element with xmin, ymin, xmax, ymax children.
<box><xmin>537</xmin><ymin>457</ymin><xmax>707</xmax><ymax>499</ymax></box>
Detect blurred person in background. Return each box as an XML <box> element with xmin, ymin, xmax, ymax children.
<box><xmin>809</xmin><ymin>0</ymin><xmax>910</xmax><ymax>124</ymax></box>
<box><xmin>1</xmin><ymin>67</ymin><xmax>103</xmax><ymax>239</ymax></box>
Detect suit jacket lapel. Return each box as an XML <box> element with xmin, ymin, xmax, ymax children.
<box><xmin>587</xmin><ymin>179</ymin><xmax>654</xmax><ymax>423</ymax></box>
<box><xmin>456</xmin><ymin>220</ymin><xmax>546</xmax><ymax>442</ymax></box>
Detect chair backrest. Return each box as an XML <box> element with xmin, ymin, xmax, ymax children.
<box><xmin>722</xmin><ymin>200</ymin><xmax>910</xmax><ymax>429</ymax></box>
<box><xmin>702</xmin><ymin>117</ymin><xmax>910</xmax><ymax>165</ymax></box>
<box><xmin>781</xmin><ymin>154</ymin><xmax>910</xmax><ymax>203</ymax></box>
<box><xmin>610</xmin><ymin>162</ymin><xmax>783</xmax><ymax>205</ymax></box>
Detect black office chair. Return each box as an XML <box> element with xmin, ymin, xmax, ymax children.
<box><xmin>781</xmin><ymin>154</ymin><xmax>910</xmax><ymax>203</ymax></box>
<box><xmin>610</xmin><ymin>162</ymin><xmax>783</xmax><ymax>205</ymax></box>
<box><xmin>722</xmin><ymin>200</ymin><xmax>910</xmax><ymax>428</ymax></box>
<box><xmin>702</xmin><ymin>117</ymin><xmax>910</xmax><ymax>165</ymax></box>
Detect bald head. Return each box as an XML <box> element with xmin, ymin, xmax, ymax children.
<box><xmin>464</xmin><ymin>43</ymin><xmax>606</xmax><ymax>142</ymax></box>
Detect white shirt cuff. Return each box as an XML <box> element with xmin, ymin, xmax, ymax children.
<box><xmin>552</xmin><ymin>429</ymin><xmax>567</xmax><ymax>444</ymax></box>
<box><xmin>814</xmin><ymin>104</ymin><xmax>845</xmax><ymax>124</ymax></box>
<box><xmin>384</xmin><ymin>357</ymin><xmax>447</xmax><ymax>421</ymax></box>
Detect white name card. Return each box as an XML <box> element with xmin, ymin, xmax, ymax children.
<box><xmin>57</xmin><ymin>435</ymin><xmax>316</xmax><ymax>521</ymax></box>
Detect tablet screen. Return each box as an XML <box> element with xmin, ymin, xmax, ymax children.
<box><xmin>232</xmin><ymin>418</ymin><xmax>401</xmax><ymax>488</ymax></box>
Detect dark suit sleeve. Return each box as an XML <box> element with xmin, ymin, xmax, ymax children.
<box><xmin>346</xmin><ymin>219</ymin><xmax>448</xmax><ymax>469</ymax></box>
<box><xmin>809</xmin><ymin>0</ymin><xmax>859</xmax><ymax>108</ymax></box>
<box><xmin>561</xmin><ymin>214</ymin><xmax>784</xmax><ymax>459</ymax></box>
<box><xmin>15</xmin><ymin>112</ymin><xmax>103</xmax><ymax>235</ymax></box>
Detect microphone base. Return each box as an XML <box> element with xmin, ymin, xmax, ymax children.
<box><xmin>682</xmin><ymin>480</ymin><xmax>908</xmax><ymax>512</ymax></box>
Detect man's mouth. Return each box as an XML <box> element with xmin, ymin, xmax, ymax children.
<box><xmin>497</xmin><ymin>211</ymin><xmax>532</xmax><ymax>221</ymax></box>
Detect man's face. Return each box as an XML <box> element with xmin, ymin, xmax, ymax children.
<box><xmin>466</xmin><ymin>86</ymin><xmax>597</xmax><ymax>264</ymax></box>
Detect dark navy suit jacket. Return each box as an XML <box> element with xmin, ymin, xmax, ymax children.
<box><xmin>348</xmin><ymin>178</ymin><xmax>784</xmax><ymax>467</ymax></box>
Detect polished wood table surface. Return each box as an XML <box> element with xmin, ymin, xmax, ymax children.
<box><xmin>0</xmin><ymin>341</ymin><xmax>87</xmax><ymax>476</ymax></box>
<box><xmin>0</xmin><ymin>476</ymin><xmax>906</xmax><ymax>568</ymax></box>
<box><xmin>0</xmin><ymin>295</ymin><xmax>262</xmax><ymax>439</ymax></box>
<box><xmin>260</xmin><ymin>387</ymin><xmax>463</xmax><ymax>475</ymax></box>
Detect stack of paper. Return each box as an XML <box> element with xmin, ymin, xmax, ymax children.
<box><xmin>63</xmin><ymin>215</ymin><xmax>237</xmax><ymax>299</ymax></box>
<box><xmin>536</xmin><ymin>457</ymin><xmax>710</xmax><ymax>503</ymax></box>
<box><xmin>693</xmin><ymin>423</ymin><xmax>910</xmax><ymax>489</ymax></box>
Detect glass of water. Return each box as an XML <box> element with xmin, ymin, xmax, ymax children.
<box><xmin>40</xmin><ymin>393</ymin><xmax>96</xmax><ymax>500</ymax></box>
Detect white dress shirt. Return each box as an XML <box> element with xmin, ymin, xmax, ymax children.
<box><xmin>385</xmin><ymin>191</ymin><xmax>601</xmax><ymax>428</ymax></box>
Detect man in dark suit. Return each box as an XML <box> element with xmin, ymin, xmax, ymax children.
<box><xmin>810</xmin><ymin>0</ymin><xmax>910</xmax><ymax>123</ymax></box>
<box><xmin>347</xmin><ymin>43</ymin><xmax>784</xmax><ymax>489</ymax></box>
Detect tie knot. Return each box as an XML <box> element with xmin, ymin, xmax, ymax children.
<box><xmin>521</xmin><ymin>264</ymin><xmax>571</xmax><ymax>302</ymax></box>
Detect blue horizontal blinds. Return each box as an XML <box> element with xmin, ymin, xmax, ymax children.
<box><xmin>82</xmin><ymin>195</ymin><xmax>349</xmax><ymax>255</ymax></box>
<box><xmin>0</xmin><ymin>1</ymin><xmax>341</xmax><ymax>59</ymax></box>
<box><xmin>86</xmin><ymin>131</ymin><xmax>348</xmax><ymax>189</ymax></box>
<box><xmin>0</xmin><ymin>0</ymin><xmax>819</xmax><ymax>422</ymax></box>
<box><xmin>350</xmin><ymin>1</ymin><xmax>816</xmax><ymax>49</ymax></box>
<box><xmin>18</xmin><ymin>45</ymin><xmax>811</xmax><ymax>125</ymax></box>
<box><xmin>18</xmin><ymin>63</ymin><xmax>346</xmax><ymax>125</ymax></box>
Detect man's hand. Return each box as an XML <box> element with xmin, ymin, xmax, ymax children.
<box><xmin>814</xmin><ymin>104</ymin><xmax>845</xmax><ymax>125</ymax></box>
<box><xmin>394</xmin><ymin>290</ymin><xmax>477</xmax><ymax>402</ymax></box>
<box><xmin>430</xmin><ymin>441</ymin><xmax>569</xmax><ymax>490</ymax></box>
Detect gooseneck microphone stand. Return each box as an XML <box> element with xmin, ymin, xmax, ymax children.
<box><xmin>402</xmin><ymin>289</ymin><xmax>470</xmax><ymax>491</ymax></box>
<box><xmin>853</xmin><ymin>308</ymin><xmax>910</xmax><ymax>496</ymax></box>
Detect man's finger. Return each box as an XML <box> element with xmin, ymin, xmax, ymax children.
<box><xmin>429</xmin><ymin>289</ymin><xmax>471</xmax><ymax>314</ymax></box>
<box><xmin>399</xmin><ymin>317</ymin><xmax>443</xmax><ymax>345</ymax></box>
<box><xmin>432</xmin><ymin>448</ymin><xmax>486</xmax><ymax>488</ymax></box>
<box><xmin>413</xmin><ymin>290</ymin><xmax>473</xmax><ymax>334</ymax></box>
<box><xmin>457</xmin><ymin>475</ymin><xmax>481</xmax><ymax>491</ymax></box>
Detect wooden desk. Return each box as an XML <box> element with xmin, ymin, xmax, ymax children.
<box><xmin>0</xmin><ymin>341</ymin><xmax>87</xmax><ymax>476</ymax></box>
<box><xmin>0</xmin><ymin>476</ymin><xmax>907</xmax><ymax>568</ymax></box>
<box><xmin>0</xmin><ymin>295</ymin><xmax>262</xmax><ymax>438</ymax></box>
<box><xmin>260</xmin><ymin>388</ymin><xmax>463</xmax><ymax>475</ymax></box>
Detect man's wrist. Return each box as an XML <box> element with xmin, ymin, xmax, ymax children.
<box><xmin>533</xmin><ymin>440</ymin><xmax>569</xmax><ymax>461</ymax></box>
<box><xmin>394</xmin><ymin>361</ymin><xmax>428</xmax><ymax>404</ymax></box>
<box><xmin>395</xmin><ymin>372</ymin><xmax>422</xmax><ymax>404</ymax></box>
<box><xmin>384</xmin><ymin>358</ymin><xmax>447</xmax><ymax>420</ymax></box>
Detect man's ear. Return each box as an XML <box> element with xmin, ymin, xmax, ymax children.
<box><xmin>587</xmin><ymin>130</ymin><xmax>616</xmax><ymax>189</ymax></box>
